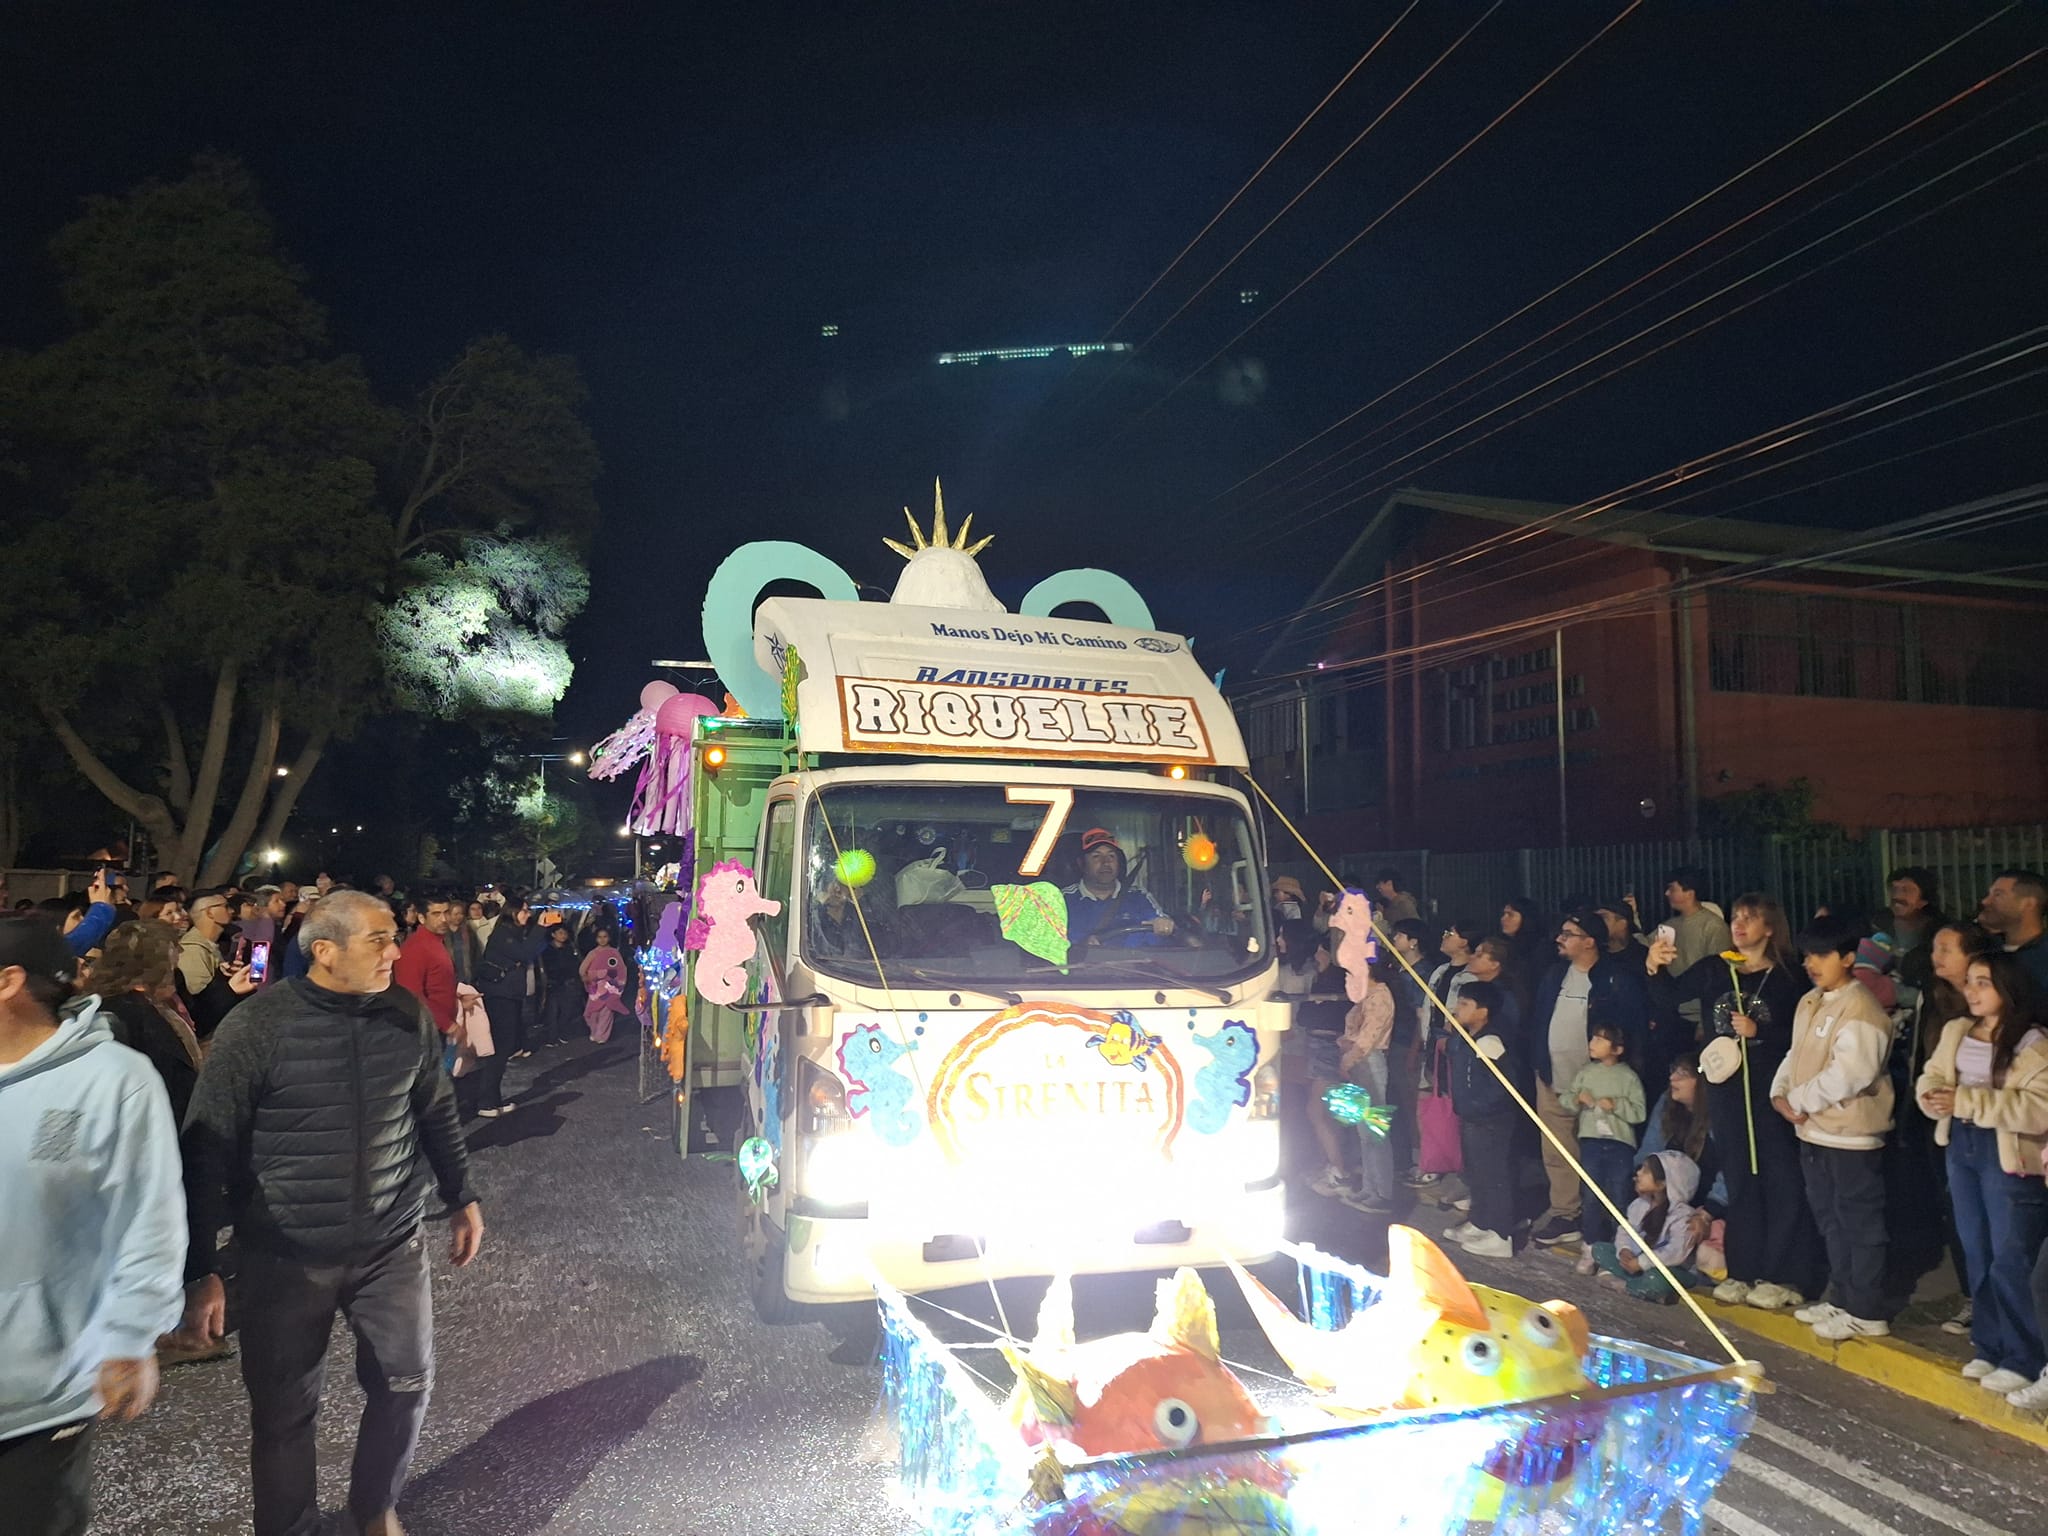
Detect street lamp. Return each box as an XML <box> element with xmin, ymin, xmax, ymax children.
<box><xmin>524</xmin><ymin>747</ymin><xmax>587</xmax><ymax>888</ymax></box>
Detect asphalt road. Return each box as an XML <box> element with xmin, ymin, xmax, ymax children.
<box><xmin>91</xmin><ymin>1037</ymin><xmax>2048</xmax><ymax>1534</ymax></box>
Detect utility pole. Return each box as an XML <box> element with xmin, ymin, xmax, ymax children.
<box><xmin>1555</xmin><ymin>628</ymin><xmax>1569</xmax><ymax>852</ymax></box>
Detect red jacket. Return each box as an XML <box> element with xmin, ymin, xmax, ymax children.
<box><xmin>394</xmin><ymin>928</ymin><xmax>457</xmax><ymax>1034</ymax></box>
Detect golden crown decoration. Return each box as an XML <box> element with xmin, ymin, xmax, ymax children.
<box><xmin>884</xmin><ymin>478</ymin><xmax>993</xmax><ymax>561</ymax></box>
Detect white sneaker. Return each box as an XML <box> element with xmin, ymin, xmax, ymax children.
<box><xmin>1460</xmin><ymin>1231</ymin><xmax>1514</xmax><ymax>1259</ymax></box>
<box><xmin>1941</xmin><ymin>1300</ymin><xmax>1973</xmax><ymax>1336</ymax></box>
<box><xmin>1745</xmin><ymin>1283</ymin><xmax>1805</xmax><ymax>1311</ymax></box>
<box><xmin>1961</xmin><ymin>1357</ymin><xmax>1997</xmax><ymax>1380</ymax></box>
<box><xmin>1980</xmin><ymin>1368</ymin><xmax>2031</xmax><ymax>1395</ymax></box>
<box><xmin>476</xmin><ymin>1102</ymin><xmax>515</xmax><ymax>1119</ymax></box>
<box><xmin>1573</xmin><ymin>1251</ymin><xmax>1598</xmax><ymax>1276</ymax></box>
<box><xmin>1712</xmin><ymin>1279</ymin><xmax>1753</xmax><ymax>1305</ymax></box>
<box><xmin>1793</xmin><ymin>1301</ymin><xmax>1845</xmax><ymax>1326</ymax></box>
<box><xmin>1443</xmin><ymin>1221</ymin><xmax>1482</xmax><ymax>1244</ymax></box>
<box><xmin>1812</xmin><ymin>1312</ymin><xmax>1890</xmax><ymax>1341</ymax></box>
<box><xmin>2006</xmin><ymin>1369</ymin><xmax>2048</xmax><ymax>1412</ymax></box>
<box><xmin>1308</xmin><ymin>1165</ymin><xmax>1349</xmax><ymax>1198</ymax></box>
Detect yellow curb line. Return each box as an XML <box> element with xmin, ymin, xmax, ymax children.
<box><xmin>1692</xmin><ymin>1292</ymin><xmax>2048</xmax><ymax>1451</ymax></box>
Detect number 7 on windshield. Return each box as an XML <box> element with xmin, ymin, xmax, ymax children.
<box><xmin>1004</xmin><ymin>785</ymin><xmax>1074</xmax><ymax>878</ymax></box>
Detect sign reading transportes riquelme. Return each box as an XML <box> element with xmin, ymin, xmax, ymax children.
<box><xmin>838</xmin><ymin>674</ymin><xmax>1214</xmax><ymax>764</ymax></box>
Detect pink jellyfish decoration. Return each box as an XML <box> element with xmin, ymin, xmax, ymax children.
<box><xmin>629</xmin><ymin>691</ymin><xmax>720</xmax><ymax>836</ymax></box>
<box><xmin>587</xmin><ymin>680</ymin><xmax>682</xmax><ymax>783</ymax></box>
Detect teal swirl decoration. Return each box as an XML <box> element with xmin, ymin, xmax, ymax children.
<box><xmin>700</xmin><ymin>541</ymin><xmax>858</xmax><ymax>718</ymax></box>
<box><xmin>1019</xmin><ymin>569</ymin><xmax>1155</xmax><ymax>630</ymax></box>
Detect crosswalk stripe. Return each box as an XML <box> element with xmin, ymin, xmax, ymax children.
<box><xmin>1703</xmin><ymin>1500</ymin><xmax>1784</xmax><ymax>1536</ymax></box>
<box><xmin>1745</xmin><ymin>1415</ymin><xmax>2018</xmax><ymax>1536</ymax></box>
<box><xmin>1732</xmin><ymin>1453</ymin><xmax>1911</xmax><ymax>1536</ymax></box>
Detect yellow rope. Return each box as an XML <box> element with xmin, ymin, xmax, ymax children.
<box><xmin>1243</xmin><ymin>771</ymin><xmax>1753</xmax><ymax>1373</ymax></box>
<box><xmin>799</xmin><ymin>768</ymin><xmax>1017</xmax><ymax>1345</ymax></box>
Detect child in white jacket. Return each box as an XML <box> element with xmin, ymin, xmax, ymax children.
<box><xmin>1772</xmin><ymin>916</ymin><xmax>1897</xmax><ymax>1340</ymax></box>
<box><xmin>1590</xmin><ymin>1150</ymin><xmax>1703</xmax><ymax>1303</ymax></box>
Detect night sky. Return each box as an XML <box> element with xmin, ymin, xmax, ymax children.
<box><xmin>9</xmin><ymin>2</ymin><xmax>2044</xmax><ymax>761</ymax></box>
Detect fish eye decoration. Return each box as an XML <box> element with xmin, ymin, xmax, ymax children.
<box><xmin>1322</xmin><ymin>1082</ymin><xmax>1393</xmax><ymax>1137</ymax></box>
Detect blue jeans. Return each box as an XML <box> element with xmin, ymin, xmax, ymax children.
<box><xmin>1580</xmin><ymin>1136</ymin><xmax>1636</xmax><ymax>1244</ymax></box>
<box><xmin>1948</xmin><ymin>1121</ymin><xmax>2048</xmax><ymax>1377</ymax></box>
<box><xmin>1351</xmin><ymin>1050</ymin><xmax>1394</xmax><ymax>1204</ymax></box>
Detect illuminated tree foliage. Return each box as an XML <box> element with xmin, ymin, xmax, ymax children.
<box><xmin>0</xmin><ymin>157</ymin><xmax>600</xmax><ymax>882</ymax></box>
<box><xmin>381</xmin><ymin>534</ymin><xmax>589</xmax><ymax>718</ymax></box>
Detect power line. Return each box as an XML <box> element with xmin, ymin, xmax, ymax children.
<box><xmin>1255</xmin><ymin>348</ymin><xmax>2048</xmax><ymax>655</ymax></box>
<box><xmin>1129</xmin><ymin>0</ymin><xmax>1473</xmax><ymax>352</ymax></box>
<box><xmin>1201</xmin><ymin>3</ymin><xmax>2026</xmax><ymax>512</ymax></box>
<box><xmin>1221</xmin><ymin>326</ymin><xmax>2048</xmax><ymax>650</ymax></box>
<box><xmin>1117</xmin><ymin>0</ymin><xmax>1647</xmax><ymax>433</ymax></box>
<box><xmin>1103</xmin><ymin>3</ymin><xmax>1422</xmax><ymax>340</ymax></box>
<box><xmin>1262</xmin><ymin>389</ymin><xmax>2048</xmax><ymax>660</ymax></box>
<box><xmin>1247</xmin><ymin>485</ymin><xmax>2048</xmax><ymax>693</ymax></box>
<box><xmin>1250</xmin><ymin>128</ymin><xmax>2048</xmax><ymax>547</ymax></box>
<box><xmin>1230</xmin><ymin>49</ymin><xmax>2043</xmax><ymax>527</ymax></box>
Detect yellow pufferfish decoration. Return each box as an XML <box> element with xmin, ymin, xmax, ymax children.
<box><xmin>1228</xmin><ymin>1225</ymin><xmax>1592</xmax><ymax>1414</ymax></box>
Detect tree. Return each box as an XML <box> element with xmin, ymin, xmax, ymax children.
<box><xmin>0</xmin><ymin>158</ymin><xmax>603</xmax><ymax>885</ymax></box>
<box><xmin>0</xmin><ymin>155</ymin><xmax>389</xmax><ymax>886</ymax></box>
<box><xmin>380</xmin><ymin>533</ymin><xmax>589</xmax><ymax>719</ymax></box>
<box><xmin>390</xmin><ymin>334</ymin><xmax>600</xmax><ymax>559</ymax></box>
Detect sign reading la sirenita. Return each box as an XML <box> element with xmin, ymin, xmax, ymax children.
<box><xmin>927</xmin><ymin>1003</ymin><xmax>1188</xmax><ymax>1171</ymax></box>
<box><xmin>838</xmin><ymin>676</ymin><xmax>1213</xmax><ymax>763</ymax></box>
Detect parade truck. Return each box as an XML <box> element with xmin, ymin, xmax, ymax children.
<box><xmin>625</xmin><ymin>496</ymin><xmax>1290</xmax><ymax>1320</ymax></box>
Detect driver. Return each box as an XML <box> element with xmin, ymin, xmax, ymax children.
<box><xmin>1064</xmin><ymin>828</ymin><xmax>1175</xmax><ymax>948</ymax></box>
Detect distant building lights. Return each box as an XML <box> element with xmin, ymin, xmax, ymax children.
<box><xmin>820</xmin><ymin>323</ymin><xmax>839</xmax><ymax>337</ymax></box>
<box><xmin>935</xmin><ymin>342</ymin><xmax>1134</xmax><ymax>366</ymax></box>
<box><xmin>1239</xmin><ymin>288</ymin><xmax>1261</xmax><ymax>305</ymax></box>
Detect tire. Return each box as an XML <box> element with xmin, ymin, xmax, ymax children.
<box><xmin>736</xmin><ymin>1110</ymin><xmax>808</xmax><ymax>1326</ymax></box>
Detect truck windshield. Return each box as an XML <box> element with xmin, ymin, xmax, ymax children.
<box><xmin>800</xmin><ymin>781</ymin><xmax>1270</xmax><ymax>988</ymax></box>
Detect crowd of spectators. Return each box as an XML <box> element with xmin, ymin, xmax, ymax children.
<box><xmin>1283</xmin><ymin>861</ymin><xmax>2048</xmax><ymax>1413</ymax></box>
<box><xmin>0</xmin><ymin>863</ymin><xmax>632</xmax><ymax>1535</ymax></box>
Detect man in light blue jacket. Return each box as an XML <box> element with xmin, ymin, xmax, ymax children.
<box><xmin>0</xmin><ymin>918</ymin><xmax>186</xmax><ymax>1536</ymax></box>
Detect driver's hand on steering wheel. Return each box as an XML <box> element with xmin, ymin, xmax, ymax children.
<box><xmin>1149</xmin><ymin>916</ymin><xmax>1175</xmax><ymax>937</ymax></box>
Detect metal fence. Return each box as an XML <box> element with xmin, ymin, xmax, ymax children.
<box><xmin>1272</xmin><ymin>824</ymin><xmax>2048</xmax><ymax>931</ymax></box>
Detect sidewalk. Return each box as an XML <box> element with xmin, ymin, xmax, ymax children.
<box><xmin>1398</xmin><ymin>1189</ymin><xmax>2048</xmax><ymax>1453</ymax></box>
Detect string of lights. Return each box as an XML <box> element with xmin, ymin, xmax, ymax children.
<box><xmin>1227</xmin><ymin>51</ymin><xmax>2044</xmax><ymax>528</ymax></box>
<box><xmin>1199</xmin><ymin>4</ymin><xmax>2026</xmax><ymax>514</ymax></box>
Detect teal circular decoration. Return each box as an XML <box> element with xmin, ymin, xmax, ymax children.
<box><xmin>701</xmin><ymin>541</ymin><xmax>858</xmax><ymax>718</ymax></box>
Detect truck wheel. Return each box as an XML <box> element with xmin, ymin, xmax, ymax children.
<box><xmin>736</xmin><ymin>1114</ymin><xmax>808</xmax><ymax>1326</ymax></box>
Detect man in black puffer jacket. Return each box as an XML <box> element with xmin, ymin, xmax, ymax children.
<box><xmin>179</xmin><ymin>891</ymin><xmax>482</xmax><ymax>1536</ymax></box>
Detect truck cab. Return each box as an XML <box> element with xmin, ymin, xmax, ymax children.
<box><xmin>684</xmin><ymin>558</ymin><xmax>1289</xmax><ymax>1318</ymax></box>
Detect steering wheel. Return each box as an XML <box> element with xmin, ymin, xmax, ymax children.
<box><xmin>1086</xmin><ymin>921</ymin><xmax>1166</xmax><ymax>943</ymax></box>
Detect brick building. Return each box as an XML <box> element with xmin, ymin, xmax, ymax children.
<box><xmin>1234</xmin><ymin>488</ymin><xmax>2048</xmax><ymax>854</ymax></box>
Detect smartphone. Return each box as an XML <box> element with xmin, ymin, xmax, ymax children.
<box><xmin>1654</xmin><ymin>923</ymin><xmax>1676</xmax><ymax>948</ymax></box>
<box><xmin>248</xmin><ymin>941</ymin><xmax>271</xmax><ymax>984</ymax></box>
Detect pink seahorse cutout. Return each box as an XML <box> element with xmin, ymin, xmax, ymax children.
<box><xmin>1327</xmin><ymin>889</ymin><xmax>1378</xmax><ymax>1004</ymax></box>
<box><xmin>687</xmin><ymin>859</ymin><xmax>782</xmax><ymax>1006</ymax></box>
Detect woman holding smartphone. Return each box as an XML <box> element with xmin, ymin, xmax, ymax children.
<box><xmin>1647</xmin><ymin>891</ymin><xmax>1824</xmax><ymax>1312</ymax></box>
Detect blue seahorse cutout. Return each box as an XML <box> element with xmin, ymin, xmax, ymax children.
<box><xmin>1187</xmin><ymin>1021</ymin><xmax>1260</xmax><ymax>1135</ymax></box>
<box><xmin>836</xmin><ymin>1023</ymin><xmax>922</xmax><ymax>1147</ymax></box>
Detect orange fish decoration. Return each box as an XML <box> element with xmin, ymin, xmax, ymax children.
<box><xmin>1004</xmin><ymin>1268</ymin><xmax>1267</xmax><ymax>1459</ymax></box>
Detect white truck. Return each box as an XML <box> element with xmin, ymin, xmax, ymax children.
<box><xmin>685</xmin><ymin>513</ymin><xmax>1290</xmax><ymax>1320</ymax></box>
